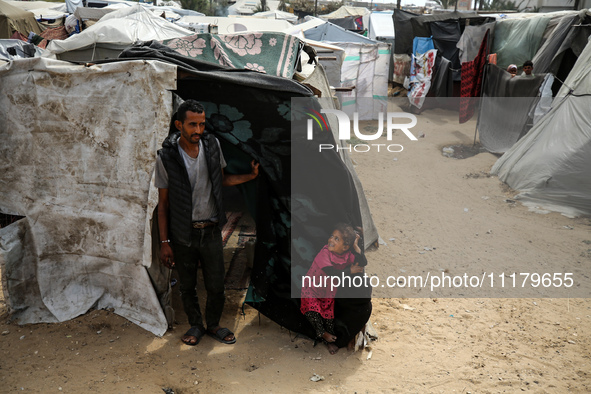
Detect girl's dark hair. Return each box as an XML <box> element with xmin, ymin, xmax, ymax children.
<box><xmin>334</xmin><ymin>222</ymin><xmax>356</xmax><ymax>246</ymax></box>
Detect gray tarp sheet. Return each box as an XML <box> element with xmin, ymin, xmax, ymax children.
<box><xmin>0</xmin><ymin>57</ymin><xmax>176</xmax><ymax>336</ymax></box>
<box><xmin>477</xmin><ymin>64</ymin><xmax>546</xmax><ymax>154</ymax></box>
<box><xmin>531</xmin><ymin>12</ymin><xmax>581</xmax><ymax>74</ymax></box>
<box><xmin>0</xmin><ymin>38</ymin><xmax>50</xmax><ymax>59</ymax></box>
<box><xmin>393</xmin><ymin>8</ymin><xmax>417</xmax><ymax>55</ymax></box>
<box><xmin>432</xmin><ymin>55</ymin><xmax>452</xmax><ymax>97</ymax></box>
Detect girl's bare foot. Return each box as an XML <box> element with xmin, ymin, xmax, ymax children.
<box><xmin>347</xmin><ymin>337</ymin><xmax>355</xmax><ymax>351</ymax></box>
<box><xmin>327</xmin><ymin>343</ymin><xmax>339</xmax><ymax>355</ymax></box>
<box><xmin>322</xmin><ymin>332</ymin><xmax>336</xmax><ymax>343</ymax></box>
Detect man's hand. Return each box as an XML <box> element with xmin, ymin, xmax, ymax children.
<box><xmin>250</xmin><ymin>160</ymin><xmax>260</xmax><ymax>178</ymax></box>
<box><xmin>222</xmin><ymin>160</ymin><xmax>260</xmax><ymax>186</ymax></box>
<box><xmin>160</xmin><ymin>243</ymin><xmax>175</xmax><ymax>269</ymax></box>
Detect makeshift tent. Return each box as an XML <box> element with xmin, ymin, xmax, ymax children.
<box><xmin>0</xmin><ymin>57</ymin><xmax>177</xmax><ymax>335</ymax></box>
<box><xmin>0</xmin><ymin>0</ymin><xmax>43</xmax><ymax>39</ymax></box>
<box><xmin>319</xmin><ymin>6</ymin><xmax>370</xmax><ymax>31</ymax></box>
<box><xmin>1</xmin><ymin>42</ymin><xmax>376</xmax><ymax>343</ymax></box>
<box><xmin>5</xmin><ymin>0</ymin><xmax>68</xmax><ymax>20</ymax></box>
<box><xmin>44</xmin><ymin>5</ymin><xmax>193</xmax><ymax>61</ymax></box>
<box><xmin>303</xmin><ymin>38</ymin><xmax>345</xmax><ymax>88</ymax></box>
<box><xmin>491</xmin><ymin>37</ymin><xmax>591</xmax><ymax>217</ymax></box>
<box><xmin>301</xmin><ymin>20</ymin><xmax>390</xmax><ymax>119</ymax></box>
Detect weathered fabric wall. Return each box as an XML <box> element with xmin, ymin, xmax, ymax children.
<box><xmin>0</xmin><ymin>58</ymin><xmax>176</xmax><ymax>335</ymax></box>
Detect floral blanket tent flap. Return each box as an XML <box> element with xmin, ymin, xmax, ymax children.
<box><xmin>161</xmin><ymin>32</ymin><xmax>301</xmax><ymax>79</ymax></box>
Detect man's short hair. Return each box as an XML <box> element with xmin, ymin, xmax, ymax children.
<box><xmin>177</xmin><ymin>99</ymin><xmax>205</xmax><ymax>123</ymax></box>
<box><xmin>523</xmin><ymin>60</ymin><xmax>533</xmax><ymax>68</ymax></box>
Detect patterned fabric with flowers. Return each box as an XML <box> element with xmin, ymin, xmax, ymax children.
<box><xmin>166</xmin><ymin>36</ymin><xmax>207</xmax><ymax>57</ymax></box>
<box><xmin>161</xmin><ymin>32</ymin><xmax>300</xmax><ymax>78</ymax></box>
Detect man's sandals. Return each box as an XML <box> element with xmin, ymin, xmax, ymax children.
<box><xmin>181</xmin><ymin>326</ymin><xmax>205</xmax><ymax>346</ymax></box>
<box><xmin>181</xmin><ymin>326</ymin><xmax>236</xmax><ymax>345</ymax></box>
<box><xmin>207</xmin><ymin>326</ymin><xmax>236</xmax><ymax>344</ymax></box>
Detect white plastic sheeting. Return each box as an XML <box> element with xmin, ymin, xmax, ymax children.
<box><xmin>5</xmin><ymin>0</ymin><xmax>68</xmax><ymax>19</ymax></box>
<box><xmin>177</xmin><ymin>15</ymin><xmax>292</xmax><ymax>34</ymax></box>
<box><xmin>368</xmin><ymin>11</ymin><xmax>394</xmax><ymax>41</ymax></box>
<box><xmin>0</xmin><ymin>58</ymin><xmax>177</xmax><ymax>335</ymax></box>
<box><xmin>333</xmin><ymin>41</ymin><xmax>390</xmax><ymax>119</ymax></box>
<box><xmin>252</xmin><ymin>10</ymin><xmax>298</xmax><ymax>23</ymax></box>
<box><xmin>45</xmin><ymin>5</ymin><xmax>193</xmax><ymax>57</ymax></box>
<box><xmin>491</xmin><ymin>37</ymin><xmax>591</xmax><ymax>217</ymax></box>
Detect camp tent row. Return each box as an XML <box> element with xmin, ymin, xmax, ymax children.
<box><xmin>2</xmin><ymin>2</ymin><xmax>395</xmax><ymax>123</ymax></box>
<box><xmin>0</xmin><ymin>9</ymin><xmax>378</xmax><ymax>343</ymax></box>
<box><xmin>0</xmin><ymin>0</ymin><xmax>43</xmax><ymax>39</ymax></box>
<box><xmin>390</xmin><ymin>8</ymin><xmax>591</xmax><ymax>217</ymax></box>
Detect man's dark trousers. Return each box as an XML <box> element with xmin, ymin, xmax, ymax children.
<box><xmin>172</xmin><ymin>226</ymin><xmax>225</xmax><ymax>330</ymax></box>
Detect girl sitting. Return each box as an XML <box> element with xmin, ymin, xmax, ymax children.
<box><xmin>300</xmin><ymin>223</ymin><xmax>366</xmax><ymax>354</ymax></box>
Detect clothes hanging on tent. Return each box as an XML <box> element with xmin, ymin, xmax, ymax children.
<box><xmin>393</xmin><ymin>54</ymin><xmax>411</xmax><ymax>85</ymax></box>
<box><xmin>457</xmin><ymin>21</ymin><xmax>496</xmax><ymax>64</ymax></box>
<box><xmin>459</xmin><ymin>30</ymin><xmax>489</xmax><ymax>124</ymax></box>
<box><xmin>432</xmin><ymin>55</ymin><xmax>453</xmax><ymax>98</ymax></box>
<box><xmin>413</xmin><ymin>36</ymin><xmax>434</xmax><ymax>57</ymax></box>
<box><xmin>431</xmin><ymin>20</ymin><xmax>462</xmax><ymax>82</ymax></box>
<box><xmin>408</xmin><ymin>48</ymin><xmax>437</xmax><ymax>109</ymax></box>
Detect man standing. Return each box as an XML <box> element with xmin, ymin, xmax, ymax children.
<box><xmin>155</xmin><ymin>99</ymin><xmax>259</xmax><ymax>346</ymax></box>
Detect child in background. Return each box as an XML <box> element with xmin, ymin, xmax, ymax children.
<box><xmin>521</xmin><ymin>60</ymin><xmax>535</xmax><ymax>78</ymax></box>
<box><xmin>300</xmin><ymin>223</ymin><xmax>366</xmax><ymax>354</ymax></box>
<box><xmin>507</xmin><ymin>64</ymin><xmax>518</xmax><ymax>78</ymax></box>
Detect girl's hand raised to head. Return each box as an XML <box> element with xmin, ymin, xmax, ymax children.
<box><xmin>353</xmin><ymin>233</ymin><xmax>362</xmax><ymax>254</ymax></box>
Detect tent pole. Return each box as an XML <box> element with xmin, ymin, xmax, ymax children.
<box><xmin>474</xmin><ymin>62</ymin><xmax>489</xmax><ymax>147</ymax></box>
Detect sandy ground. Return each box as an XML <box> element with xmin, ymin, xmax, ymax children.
<box><xmin>1</xmin><ymin>105</ymin><xmax>590</xmax><ymax>393</ymax></box>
